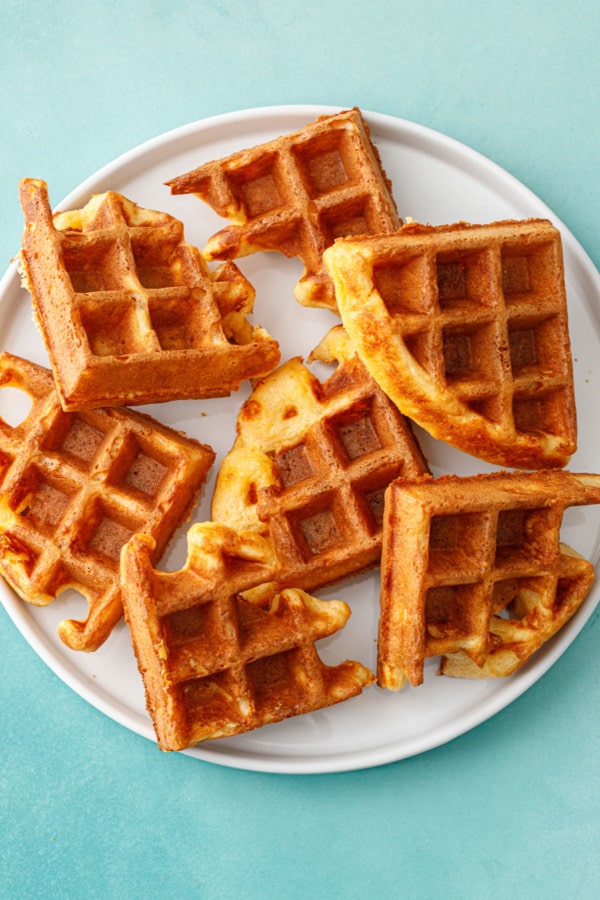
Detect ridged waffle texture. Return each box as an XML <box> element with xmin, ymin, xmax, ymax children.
<box><xmin>378</xmin><ymin>470</ymin><xmax>600</xmax><ymax>689</ymax></box>
<box><xmin>167</xmin><ymin>108</ymin><xmax>400</xmax><ymax>311</ymax></box>
<box><xmin>19</xmin><ymin>179</ymin><xmax>280</xmax><ymax>410</ymax></box>
<box><xmin>211</xmin><ymin>326</ymin><xmax>429</xmax><ymax>597</ymax></box>
<box><xmin>121</xmin><ymin>523</ymin><xmax>374</xmax><ymax>750</ymax></box>
<box><xmin>324</xmin><ymin>219</ymin><xmax>577</xmax><ymax>468</ymax></box>
<box><xmin>0</xmin><ymin>352</ymin><xmax>215</xmax><ymax>651</ymax></box>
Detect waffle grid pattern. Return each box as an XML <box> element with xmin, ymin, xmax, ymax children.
<box><xmin>325</xmin><ymin>219</ymin><xmax>577</xmax><ymax>467</ymax></box>
<box><xmin>19</xmin><ymin>179</ymin><xmax>279</xmax><ymax>409</ymax></box>
<box><xmin>373</xmin><ymin>225</ymin><xmax>572</xmax><ymax>436</ymax></box>
<box><xmin>0</xmin><ymin>353</ymin><xmax>214</xmax><ymax>650</ymax></box>
<box><xmin>168</xmin><ymin>108</ymin><xmax>400</xmax><ymax>310</ymax></box>
<box><xmin>261</xmin><ymin>381</ymin><xmax>428</xmax><ymax>587</ymax></box>
<box><xmin>378</xmin><ymin>471</ymin><xmax>600</xmax><ymax>689</ymax></box>
<box><xmin>212</xmin><ymin>328</ymin><xmax>429</xmax><ymax>593</ymax></box>
<box><xmin>121</xmin><ymin>526</ymin><xmax>373</xmax><ymax>750</ymax></box>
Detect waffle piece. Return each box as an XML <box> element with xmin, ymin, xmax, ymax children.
<box><xmin>378</xmin><ymin>470</ymin><xmax>600</xmax><ymax>690</ymax></box>
<box><xmin>324</xmin><ymin>219</ymin><xmax>577</xmax><ymax>468</ymax></box>
<box><xmin>166</xmin><ymin>108</ymin><xmax>400</xmax><ymax>311</ymax></box>
<box><xmin>0</xmin><ymin>352</ymin><xmax>215</xmax><ymax>651</ymax></box>
<box><xmin>212</xmin><ymin>326</ymin><xmax>429</xmax><ymax>597</ymax></box>
<box><xmin>19</xmin><ymin>179</ymin><xmax>280</xmax><ymax>411</ymax></box>
<box><xmin>439</xmin><ymin>546</ymin><xmax>594</xmax><ymax>679</ymax></box>
<box><xmin>121</xmin><ymin>523</ymin><xmax>374</xmax><ymax>750</ymax></box>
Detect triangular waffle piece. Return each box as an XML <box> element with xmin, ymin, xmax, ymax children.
<box><xmin>19</xmin><ymin>179</ymin><xmax>280</xmax><ymax>410</ymax></box>
<box><xmin>121</xmin><ymin>523</ymin><xmax>374</xmax><ymax>750</ymax></box>
<box><xmin>378</xmin><ymin>470</ymin><xmax>600</xmax><ymax>689</ymax></box>
<box><xmin>324</xmin><ymin>220</ymin><xmax>577</xmax><ymax>468</ymax></box>
<box><xmin>166</xmin><ymin>108</ymin><xmax>400</xmax><ymax>311</ymax></box>
<box><xmin>211</xmin><ymin>326</ymin><xmax>429</xmax><ymax>597</ymax></box>
<box><xmin>0</xmin><ymin>352</ymin><xmax>215</xmax><ymax>651</ymax></box>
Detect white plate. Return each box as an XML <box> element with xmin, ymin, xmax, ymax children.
<box><xmin>2</xmin><ymin>105</ymin><xmax>600</xmax><ymax>775</ymax></box>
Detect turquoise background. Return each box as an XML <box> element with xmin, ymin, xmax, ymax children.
<box><xmin>1</xmin><ymin>2</ymin><xmax>599</xmax><ymax>897</ymax></box>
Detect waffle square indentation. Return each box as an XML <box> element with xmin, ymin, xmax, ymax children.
<box><xmin>124</xmin><ymin>450</ymin><xmax>168</xmax><ymax>497</ymax></box>
<box><xmin>226</xmin><ymin>152</ymin><xmax>284</xmax><ymax>218</ymax></box>
<box><xmin>247</xmin><ymin>647</ymin><xmax>310</xmax><ymax>709</ymax></box>
<box><xmin>494</xmin><ymin>507</ymin><xmax>557</xmax><ymax>569</ymax></box>
<box><xmin>442</xmin><ymin>323</ymin><xmax>501</xmax><ymax>384</ymax></box>
<box><xmin>57</xmin><ymin>416</ymin><xmax>105</xmax><ymax>464</ymax></box>
<box><xmin>403</xmin><ymin>330</ymin><xmax>438</xmax><ymax>379</ymax></box>
<box><xmin>62</xmin><ymin>237</ymin><xmax>128</xmax><ymax>294</ymax></box>
<box><xmin>442</xmin><ymin>330</ymin><xmax>473</xmax><ymax>377</ymax></box>
<box><xmin>130</xmin><ymin>234</ymin><xmax>181</xmax><ymax>289</ymax></box>
<box><xmin>166</xmin><ymin>602</ymin><xmax>213</xmax><ymax>643</ymax></box>
<box><xmin>429</xmin><ymin>511</ymin><xmax>491</xmax><ymax>579</ymax></box>
<box><xmin>292</xmin><ymin>131</ymin><xmax>352</xmax><ymax>198</ymax></box>
<box><xmin>436</xmin><ymin>250</ymin><xmax>496</xmax><ymax>310</ymax></box>
<box><xmin>358</xmin><ymin>485</ymin><xmax>387</xmax><ymax>531</ymax></box>
<box><xmin>425</xmin><ymin>583</ymin><xmax>482</xmax><ymax>638</ymax></box>
<box><xmin>437</xmin><ymin>261</ymin><xmax>466</xmax><ymax>301</ymax></box>
<box><xmin>508</xmin><ymin>314</ymin><xmax>567</xmax><ymax>378</ymax></box>
<box><xmin>512</xmin><ymin>389</ymin><xmax>569</xmax><ymax>438</ymax></box>
<box><xmin>501</xmin><ymin>241</ymin><xmax>558</xmax><ymax>306</ymax></box>
<box><xmin>319</xmin><ymin>197</ymin><xmax>374</xmax><ymax>243</ymax></box>
<box><xmin>17</xmin><ymin>471</ymin><xmax>71</xmax><ymax>533</ymax></box>
<box><xmin>373</xmin><ymin>255</ymin><xmax>434</xmax><ymax>314</ymax></box>
<box><xmin>274</xmin><ymin>443</ymin><xmax>314</xmax><ymax>487</ymax></box>
<box><xmin>88</xmin><ymin>514</ymin><xmax>135</xmax><ymax>563</ymax></box>
<box><xmin>148</xmin><ymin>294</ymin><xmax>207</xmax><ymax>351</ymax></box>
<box><xmin>183</xmin><ymin>669</ymin><xmax>246</xmax><ymax>717</ymax></box>
<box><xmin>333</xmin><ymin>411</ymin><xmax>382</xmax><ymax>461</ymax></box>
<box><xmin>501</xmin><ymin>255</ymin><xmax>530</xmax><ymax>295</ymax></box>
<box><xmin>508</xmin><ymin>326</ymin><xmax>537</xmax><ymax>370</ymax></box>
<box><xmin>79</xmin><ymin>297</ymin><xmax>147</xmax><ymax>357</ymax></box>
<box><xmin>292</xmin><ymin>505</ymin><xmax>342</xmax><ymax>558</ymax></box>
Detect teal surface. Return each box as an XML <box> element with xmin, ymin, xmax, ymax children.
<box><xmin>1</xmin><ymin>2</ymin><xmax>600</xmax><ymax>897</ymax></box>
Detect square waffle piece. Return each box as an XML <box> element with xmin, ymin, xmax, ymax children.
<box><xmin>323</xmin><ymin>219</ymin><xmax>577</xmax><ymax>468</ymax></box>
<box><xmin>166</xmin><ymin>108</ymin><xmax>400</xmax><ymax>312</ymax></box>
<box><xmin>121</xmin><ymin>523</ymin><xmax>374</xmax><ymax>750</ymax></box>
<box><xmin>211</xmin><ymin>326</ymin><xmax>430</xmax><ymax>599</ymax></box>
<box><xmin>0</xmin><ymin>352</ymin><xmax>215</xmax><ymax>651</ymax></box>
<box><xmin>19</xmin><ymin>178</ymin><xmax>280</xmax><ymax>411</ymax></box>
<box><xmin>378</xmin><ymin>470</ymin><xmax>600</xmax><ymax>690</ymax></box>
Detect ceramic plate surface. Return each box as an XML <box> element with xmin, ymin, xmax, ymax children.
<box><xmin>1</xmin><ymin>106</ymin><xmax>600</xmax><ymax>774</ymax></box>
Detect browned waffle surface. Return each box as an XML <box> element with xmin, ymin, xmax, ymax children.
<box><xmin>211</xmin><ymin>326</ymin><xmax>429</xmax><ymax>596</ymax></box>
<box><xmin>439</xmin><ymin>546</ymin><xmax>594</xmax><ymax>678</ymax></box>
<box><xmin>166</xmin><ymin>108</ymin><xmax>400</xmax><ymax>311</ymax></box>
<box><xmin>0</xmin><ymin>352</ymin><xmax>215</xmax><ymax>651</ymax></box>
<box><xmin>378</xmin><ymin>470</ymin><xmax>600</xmax><ymax>690</ymax></box>
<box><xmin>18</xmin><ymin>179</ymin><xmax>280</xmax><ymax>410</ymax></box>
<box><xmin>121</xmin><ymin>523</ymin><xmax>374</xmax><ymax>750</ymax></box>
<box><xmin>324</xmin><ymin>219</ymin><xmax>577</xmax><ymax>468</ymax></box>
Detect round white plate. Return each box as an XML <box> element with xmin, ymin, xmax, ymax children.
<box><xmin>1</xmin><ymin>106</ymin><xmax>600</xmax><ymax>774</ymax></box>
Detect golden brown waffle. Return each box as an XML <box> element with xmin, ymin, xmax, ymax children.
<box><xmin>121</xmin><ymin>523</ymin><xmax>374</xmax><ymax>750</ymax></box>
<box><xmin>19</xmin><ymin>179</ymin><xmax>280</xmax><ymax>411</ymax></box>
<box><xmin>378</xmin><ymin>470</ymin><xmax>600</xmax><ymax>690</ymax></box>
<box><xmin>0</xmin><ymin>352</ymin><xmax>215</xmax><ymax>651</ymax></box>
<box><xmin>439</xmin><ymin>546</ymin><xmax>594</xmax><ymax>679</ymax></box>
<box><xmin>166</xmin><ymin>108</ymin><xmax>400</xmax><ymax>311</ymax></box>
<box><xmin>324</xmin><ymin>219</ymin><xmax>577</xmax><ymax>468</ymax></box>
<box><xmin>212</xmin><ymin>326</ymin><xmax>429</xmax><ymax>598</ymax></box>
